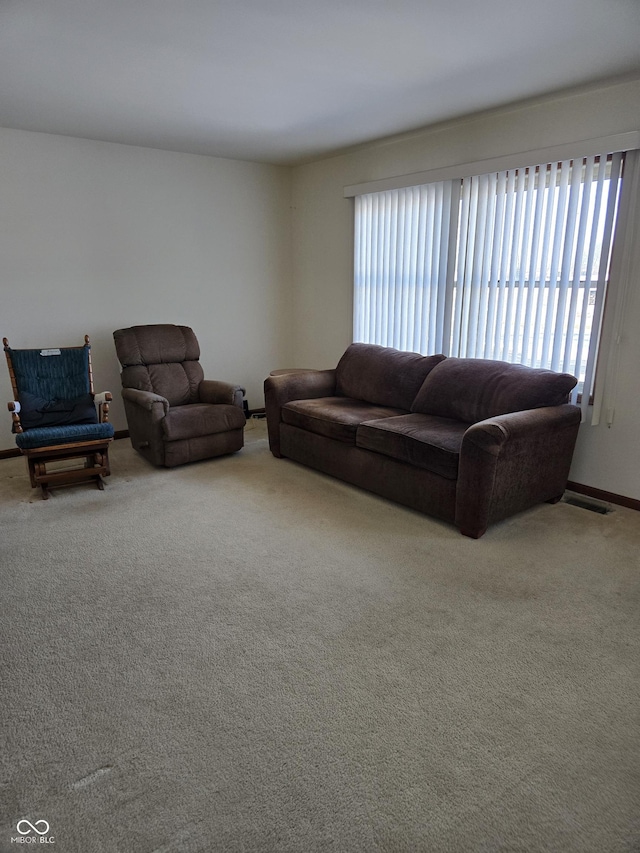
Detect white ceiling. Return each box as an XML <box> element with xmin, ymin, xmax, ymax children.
<box><xmin>1</xmin><ymin>0</ymin><xmax>639</xmax><ymax>165</ymax></box>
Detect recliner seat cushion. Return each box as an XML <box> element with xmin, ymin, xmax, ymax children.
<box><xmin>357</xmin><ymin>414</ymin><xmax>468</xmax><ymax>480</ymax></box>
<box><xmin>282</xmin><ymin>397</ymin><xmax>407</xmax><ymax>444</ymax></box>
<box><xmin>162</xmin><ymin>404</ymin><xmax>245</xmax><ymax>442</ymax></box>
<box><xmin>335</xmin><ymin>343</ymin><xmax>445</xmax><ymax>410</ymax></box>
<box><xmin>411</xmin><ymin>357</ymin><xmax>578</xmax><ymax>424</ymax></box>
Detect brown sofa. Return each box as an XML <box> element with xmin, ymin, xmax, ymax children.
<box><xmin>264</xmin><ymin>343</ymin><xmax>581</xmax><ymax>538</ymax></box>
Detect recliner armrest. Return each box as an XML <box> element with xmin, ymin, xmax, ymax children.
<box><xmin>199</xmin><ymin>380</ymin><xmax>245</xmax><ymax>409</ymax></box>
<box><xmin>122</xmin><ymin>387</ymin><xmax>169</xmax><ymax>414</ymax></box>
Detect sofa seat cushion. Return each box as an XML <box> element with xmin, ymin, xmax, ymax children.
<box><xmin>356</xmin><ymin>414</ymin><xmax>470</xmax><ymax>480</ymax></box>
<box><xmin>162</xmin><ymin>403</ymin><xmax>245</xmax><ymax>442</ymax></box>
<box><xmin>282</xmin><ymin>397</ymin><xmax>407</xmax><ymax>444</ymax></box>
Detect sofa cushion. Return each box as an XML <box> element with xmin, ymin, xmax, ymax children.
<box><xmin>357</xmin><ymin>414</ymin><xmax>469</xmax><ymax>480</ymax></box>
<box><xmin>162</xmin><ymin>403</ymin><xmax>245</xmax><ymax>442</ymax></box>
<box><xmin>411</xmin><ymin>357</ymin><xmax>577</xmax><ymax>424</ymax></box>
<box><xmin>335</xmin><ymin>343</ymin><xmax>445</xmax><ymax>410</ymax></box>
<box><xmin>282</xmin><ymin>397</ymin><xmax>407</xmax><ymax>444</ymax></box>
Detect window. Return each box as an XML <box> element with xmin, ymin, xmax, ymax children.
<box><xmin>353</xmin><ymin>151</ymin><xmax>625</xmax><ymax>414</ymax></box>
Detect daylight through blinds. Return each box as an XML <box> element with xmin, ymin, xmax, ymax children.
<box><xmin>353</xmin><ymin>152</ymin><xmax>624</xmax><ymax>415</ymax></box>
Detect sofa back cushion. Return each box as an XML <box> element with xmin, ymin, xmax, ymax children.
<box><xmin>335</xmin><ymin>344</ymin><xmax>446</xmax><ymax>411</ymax></box>
<box><xmin>114</xmin><ymin>324</ymin><xmax>204</xmax><ymax>407</ymax></box>
<box><xmin>411</xmin><ymin>357</ymin><xmax>577</xmax><ymax>423</ymax></box>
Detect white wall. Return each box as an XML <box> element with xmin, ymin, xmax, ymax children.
<box><xmin>291</xmin><ymin>76</ymin><xmax>640</xmax><ymax>500</ymax></box>
<box><xmin>0</xmin><ymin>128</ymin><xmax>292</xmax><ymax>447</ymax></box>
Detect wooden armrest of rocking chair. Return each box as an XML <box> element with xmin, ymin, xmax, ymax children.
<box><xmin>94</xmin><ymin>391</ymin><xmax>113</xmax><ymax>423</ymax></box>
<box><xmin>7</xmin><ymin>400</ymin><xmax>24</xmax><ymax>433</ymax></box>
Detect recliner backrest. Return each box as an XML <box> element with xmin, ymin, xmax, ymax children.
<box><xmin>113</xmin><ymin>325</ymin><xmax>203</xmax><ymax>407</ymax></box>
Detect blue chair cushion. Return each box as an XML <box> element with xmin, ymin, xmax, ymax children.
<box><xmin>18</xmin><ymin>391</ymin><xmax>98</xmax><ymax>430</ymax></box>
<box><xmin>16</xmin><ymin>422</ymin><xmax>114</xmax><ymax>450</ymax></box>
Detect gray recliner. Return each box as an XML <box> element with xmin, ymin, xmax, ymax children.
<box><xmin>113</xmin><ymin>324</ymin><xmax>245</xmax><ymax>467</ymax></box>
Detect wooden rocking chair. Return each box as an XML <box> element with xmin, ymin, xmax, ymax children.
<box><xmin>4</xmin><ymin>335</ymin><xmax>114</xmax><ymax>499</ymax></box>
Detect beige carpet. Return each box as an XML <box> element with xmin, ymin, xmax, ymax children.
<box><xmin>1</xmin><ymin>419</ymin><xmax>639</xmax><ymax>853</ymax></box>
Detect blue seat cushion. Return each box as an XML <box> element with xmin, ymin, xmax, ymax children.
<box><xmin>16</xmin><ymin>422</ymin><xmax>114</xmax><ymax>450</ymax></box>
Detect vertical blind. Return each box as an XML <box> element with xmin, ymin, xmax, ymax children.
<box><xmin>354</xmin><ymin>152</ymin><xmax>624</xmax><ymax>417</ymax></box>
<box><xmin>354</xmin><ymin>181</ymin><xmax>459</xmax><ymax>354</ymax></box>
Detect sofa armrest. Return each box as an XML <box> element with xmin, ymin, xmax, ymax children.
<box><xmin>264</xmin><ymin>369</ymin><xmax>337</xmax><ymax>457</ymax></box>
<box><xmin>122</xmin><ymin>387</ymin><xmax>170</xmax><ymax>415</ymax></box>
<box><xmin>199</xmin><ymin>380</ymin><xmax>245</xmax><ymax>409</ymax></box>
<box><xmin>456</xmin><ymin>404</ymin><xmax>581</xmax><ymax>538</ymax></box>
